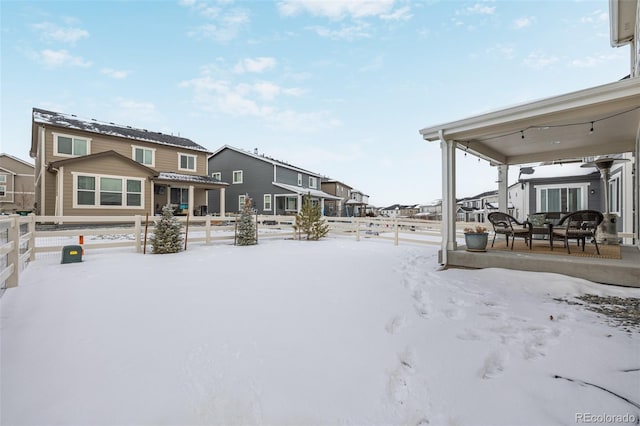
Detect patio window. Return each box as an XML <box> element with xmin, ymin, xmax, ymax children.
<box><xmin>286</xmin><ymin>196</ymin><xmax>297</xmax><ymax>211</ymax></box>
<box><xmin>74</xmin><ymin>173</ymin><xmax>143</xmax><ymax>208</ymax></box>
<box><xmin>133</xmin><ymin>146</ymin><xmax>155</xmax><ymax>166</ymax></box>
<box><xmin>264</xmin><ymin>194</ymin><xmax>272</xmax><ymax>211</ymax></box>
<box><xmin>609</xmin><ymin>176</ymin><xmax>620</xmax><ymax>214</ymax></box>
<box><xmin>178</xmin><ymin>153</ymin><xmax>196</xmax><ymax>171</ymax></box>
<box><xmin>233</xmin><ymin>170</ymin><xmax>243</xmax><ymax>184</ymax></box>
<box><xmin>170</xmin><ymin>188</ymin><xmax>189</xmax><ymax>206</ymax></box>
<box><xmin>54</xmin><ymin>133</ymin><xmax>90</xmax><ymax>157</ymax></box>
<box><xmin>536</xmin><ymin>184</ymin><xmax>587</xmax><ymax>212</ymax></box>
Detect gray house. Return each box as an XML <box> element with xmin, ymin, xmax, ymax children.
<box><xmin>207</xmin><ymin>145</ymin><xmax>340</xmax><ymax>215</ymax></box>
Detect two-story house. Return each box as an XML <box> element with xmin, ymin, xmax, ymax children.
<box><xmin>346</xmin><ymin>189</ymin><xmax>369</xmax><ymax>217</ymax></box>
<box><xmin>0</xmin><ymin>154</ymin><xmax>35</xmax><ymax>214</ymax></box>
<box><xmin>30</xmin><ymin>108</ymin><xmax>228</xmax><ymax>217</ymax></box>
<box><xmin>320</xmin><ymin>179</ymin><xmax>352</xmax><ymax>216</ymax></box>
<box><xmin>207</xmin><ymin>145</ymin><xmax>341</xmax><ymax>215</ymax></box>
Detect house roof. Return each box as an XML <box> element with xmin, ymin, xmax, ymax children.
<box><xmin>47</xmin><ymin>150</ymin><xmax>158</xmax><ymax>175</ymax></box>
<box><xmin>31</xmin><ymin>108</ymin><xmax>210</xmax><ymax>156</ymax></box>
<box><xmin>519</xmin><ymin>162</ymin><xmax>600</xmax><ymax>181</ymax></box>
<box><xmin>419</xmin><ymin>78</ymin><xmax>640</xmax><ymax>165</ymax></box>
<box><xmin>154</xmin><ymin>172</ymin><xmax>229</xmax><ymax>188</ymax></box>
<box><xmin>272</xmin><ymin>182</ymin><xmax>342</xmax><ymax>200</ymax></box>
<box><xmin>210</xmin><ymin>145</ymin><xmax>322</xmax><ymax>177</ymax></box>
<box><xmin>0</xmin><ymin>153</ymin><xmax>35</xmax><ymax>169</ymax></box>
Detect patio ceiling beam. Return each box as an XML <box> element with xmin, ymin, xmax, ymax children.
<box><xmin>506</xmin><ymin>138</ymin><xmax>634</xmax><ymax>165</ymax></box>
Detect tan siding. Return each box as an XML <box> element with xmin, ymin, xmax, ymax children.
<box><xmin>60</xmin><ymin>159</ymin><xmax>152</xmax><ymax>216</ymax></box>
<box><xmin>44</xmin><ymin>170</ymin><xmax>57</xmax><ymax>215</ymax></box>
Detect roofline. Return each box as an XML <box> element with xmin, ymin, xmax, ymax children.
<box><xmin>419</xmin><ymin>78</ymin><xmax>640</xmax><ymax>141</ymax></box>
<box><xmin>0</xmin><ymin>153</ymin><xmax>35</xmax><ymax>168</ymax></box>
<box><xmin>210</xmin><ymin>145</ymin><xmax>323</xmax><ymax>177</ymax></box>
<box><xmin>47</xmin><ymin>150</ymin><xmax>159</xmax><ymax>176</ymax></box>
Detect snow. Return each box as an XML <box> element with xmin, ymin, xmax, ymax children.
<box><xmin>2</xmin><ymin>237</ymin><xmax>639</xmax><ymax>425</ymax></box>
<box><xmin>520</xmin><ymin>163</ymin><xmax>597</xmax><ymax>179</ymax></box>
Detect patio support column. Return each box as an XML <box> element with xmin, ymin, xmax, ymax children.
<box><xmin>320</xmin><ymin>198</ymin><xmax>325</xmax><ymax>216</ymax></box>
<box><xmin>498</xmin><ymin>165</ymin><xmax>508</xmax><ymax>215</ymax></box>
<box><xmin>220</xmin><ymin>187</ymin><xmax>226</xmax><ymax>218</ymax></box>
<box><xmin>188</xmin><ymin>185</ymin><xmax>194</xmax><ymax>216</ymax></box>
<box><xmin>440</xmin><ymin>132</ymin><xmax>457</xmax><ymax>265</ymax></box>
<box><xmin>636</xmin><ymin>126</ymin><xmax>639</xmax><ymax>248</ymax></box>
<box><xmin>297</xmin><ymin>193</ymin><xmax>302</xmax><ymax>213</ymax></box>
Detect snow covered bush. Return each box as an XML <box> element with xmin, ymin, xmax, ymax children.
<box><xmin>150</xmin><ymin>204</ymin><xmax>183</xmax><ymax>254</ymax></box>
<box><xmin>236</xmin><ymin>195</ymin><xmax>257</xmax><ymax>246</ymax></box>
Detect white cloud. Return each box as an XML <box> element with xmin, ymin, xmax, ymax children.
<box><xmin>570</xmin><ymin>53</ymin><xmax>620</xmax><ymax>68</ymax></box>
<box><xmin>278</xmin><ymin>0</ymin><xmax>396</xmax><ymax>20</ymax></box>
<box><xmin>182</xmin><ymin>1</ymin><xmax>250</xmax><ymax>42</ymax></box>
<box><xmin>513</xmin><ymin>16</ymin><xmax>534</xmax><ymax>29</ymax></box>
<box><xmin>580</xmin><ymin>10</ymin><xmax>608</xmax><ymax>24</ymax></box>
<box><xmin>486</xmin><ymin>44</ymin><xmax>515</xmax><ymax>59</ymax></box>
<box><xmin>380</xmin><ymin>6</ymin><xmax>412</xmax><ymax>22</ymax></box>
<box><xmin>36</xmin><ymin>49</ymin><xmax>92</xmax><ymax>68</ymax></box>
<box><xmin>522</xmin><ymin>51</ymin><xmax>558</xmax><ymax>69</ymax></box>
<box><xmin>234</xmin><ymin>57</ymin><xmax>277</xmax><ymax>73</ymax></box>
<box><xmin>310</xmin><ymin>22</ymin><xmax>371</xmax><ymax>40</ymax></box>
<box><xmin>101</xmin><ymin>68</ymin><xmax>130</xmax><ymax>79</ymax></box>
<box><xmin>32</xmin><ymin>22</ymin><xmax>89</xmax><ymax>44</ymax></box>
<box><xmin>458</xmin><ymin>3</ymin><xmax>496</xmax><ymax>16</ymax></box>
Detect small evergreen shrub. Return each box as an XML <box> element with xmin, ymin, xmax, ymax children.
<box><xmin>150</xmin><ymin>204</ymin><xmax>183</xmax><ymax>254</ymax></box>
<box><xmin>236</xmin><ymin>195</ymin><xmax>257</xmax><ymax>246</ymax></box>
<box><xmin>294</xmin><ymin>193</ymin><xmax>329</xmax><ymax>241</ymax></box>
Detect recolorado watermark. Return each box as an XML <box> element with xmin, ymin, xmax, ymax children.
<box><xmin>576</xmin><ymin>413</ymin><xmax>637</xmax><ymax>424</ymax></box>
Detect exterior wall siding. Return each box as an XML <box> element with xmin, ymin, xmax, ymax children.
<box><xmin>0</xmin><ymin>156</ymin><xmax>35</xmax><ymax>212</ymax></box>
<box><xmin>526</xmin><ymin>174</ymin><xmax>602</xmax><ymax>216</ymax></box>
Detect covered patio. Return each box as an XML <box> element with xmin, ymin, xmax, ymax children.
<box><xmin>419</xmin><ymin>77</ymin><xmax>640</xmax><ymax>287</ymax></box>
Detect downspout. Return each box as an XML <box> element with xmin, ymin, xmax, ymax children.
<box><xmin>39</xmin><ymin>125</ymin><xmax>46</xmax><ymax>215</ymax></box>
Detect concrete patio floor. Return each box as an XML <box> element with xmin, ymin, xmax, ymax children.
<box><xmin>441</xmin><ymin>243</ymin><xmax>639</xmax><ymax>288</ymax></box>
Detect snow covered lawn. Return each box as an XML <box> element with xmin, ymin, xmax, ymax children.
<box><xmin>2</xmin><ymin>238</ymin><xmax>639</xmax><ymax>425</ymax></box>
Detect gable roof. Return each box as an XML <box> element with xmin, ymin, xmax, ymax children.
<box><xmin>210</xmin><ymin>145</ymin><xmax>322</xmax><ymax>177</ymax></box>
<box><xmin>272</xmin><ymin>182</ymin><xmax>341</xmax><ymax>200</ymax></box>
<box><xmin>47</xmin><ymin>150</ymin><xmax>158</xmax><ymax>176</ymax></box>
<box><xmin>419</xmin><ymin>78</ymin><xmax>640</xmax><ymax>165</ymax></box>
<box><xmin>0</xmin><ymin>153</ymin><xmax>35</xmax><ymax>169</ymax></box>
<box><xmin>31</xmin><ymin>108</ymin><xmax>210</xmax><ymax>156</ymax></box>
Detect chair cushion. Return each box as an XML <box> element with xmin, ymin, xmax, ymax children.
<box><xmin>528</xmin><ymin>214</ymin><xmax>546</xmax><ymax>226</ymax></box>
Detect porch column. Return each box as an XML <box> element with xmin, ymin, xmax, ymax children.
<box><xmin>150</xmin><ymin>181</ymin><xmax>155</xmax><ymax>216</ymax></box>
<box><xmin>220</xmin><ymin>187</ymin><xmax>226</xmax><ymax>218</ymax></box>
<box><xmin>498</xmin><ymin>165</ymin><xmax>508</xmax><ymax>216</ymax></box>
<box><xmin>440</xmin><ymin>132</ymin><xmax>457</xmax><ymax>265</ymax></box>
<box><xmin>188</xmin><ymin>185</ymin><xmax>194</xmax><ymax>216</ymax></box>
<box><xmin>635</xmin><ymin>126</ymin><xmax>639</xmax><ymax>248</ymax></box>
<box><xmin>320</xmin><ymin>198</ymin><xmax>325</xmax><ymax>216</ymax></box>
<box><xmin>57</xmin><ymin>166</ymin><xmax>64</xmax><ymax>216</ymax></box>
<box><xmin>297</xmin><ymin>194</ymin><xmax>302</xmax><ymax>213</ymax></box>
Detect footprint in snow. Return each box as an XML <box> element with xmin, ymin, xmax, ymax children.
<box><xmin>386</xmin><ymin>315</ymin><xmax>408</xmax><ymax>334</ymax></box>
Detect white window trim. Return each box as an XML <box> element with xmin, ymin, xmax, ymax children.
<box><xmin>608</xmin><ymin>176</ymin><xmax>621</xmax><ymax>214</ymax></box>
<box><xmin>297</xmin><ymin>173</ymin><xmax>302</xmax><ymax>186</ymax></box>
<box><xmin>52</xmin><ymin>132</ymin><xmax>92</xmax><ymax>158</ymax></box>
<box><xmin>0</xmin><ymin>174</ymin><xmax>6</xmax><ymax>183</ymax></box>
<box><xmin>233</xmin><ymin>170</ymin><xmax>243</xmax><ymax>184</ymax></box>
<box><xmin>71</xmin><ymin>172</ymin><xmax>145</xmax><ymax>209</ymax></box>
<box><xmin>211</xmin><ymin>172</ymin><xmax>221</xmax><ymax>181</ymax></box>
<box><xmin>132</xmin><ymin>145</ymin><xmax>156</xmax><ymax>167</ymax></box>
<box><xmin>177</xmin><ymin>152</ymin><xmax>197</xmax><ymax>172</ymax></box>
<box><xmin>263</xmin><ymin>194</ymin><xmax>272</xmax><ymax>211</ymax></box>
<box><xmin>309</xmin><ymin>176</ymin><xmax>317</xmax><ymax>189</ymax></box>
<box><xmin>0</xmin><ymin>185</ymin><xmax>5</xmax><ymax>197</ymax></box>
<box><xmin>238</xmin><ymin>194</ymin><xmax>246</xmax><ymax>211</ymax></box>
<box><xmin>535</xmin><ymin>183</ymin><xmax>589</xmax><ymax>212</ymax></box>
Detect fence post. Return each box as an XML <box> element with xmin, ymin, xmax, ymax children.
<box><xmin>356</xmin><ymin>216</ymin><xmax>360</xmax><ymax>241</ymax></box>
<box><xmin>7</xmin><ymin>216</ymin><xmax>19</xmax><ymax>288</ymax></box>
<box><xmin>134</xmin><ymin>215</ymin><xmax>142</xmax><ymax>253</ymax></box>
<box><xmin>394</xmin><ymin>217</ymin><xmax>399</xmax><ymax>246</ymax></box>
<box><xmin>28</xmin><ymin>214</ymin><xmax>36</xmax><ymax>262</ymax></box>
<box><xmin>205</xmin><ymin>214</ymin><xmax>211</xmax><ymax>245</ymax></box>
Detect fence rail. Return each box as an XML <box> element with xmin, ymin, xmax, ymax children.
<box><xmin>0</xmin><ymin>214</ymin><xmax>479</xmax><ymax>291</ymax></box>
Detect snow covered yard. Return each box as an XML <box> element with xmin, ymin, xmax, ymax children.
<box><xmin>1</xmin><ymin>238</ymin><xmax>639</xmax><ymax>425</ymax></box>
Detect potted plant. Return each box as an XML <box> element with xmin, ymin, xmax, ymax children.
<box><xmin>464</xmin><ymin>225</ymin><xmax>489</xmax><ymax>252</ymax></box>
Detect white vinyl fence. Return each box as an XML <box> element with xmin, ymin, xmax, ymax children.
<box><xmin>0</xmin><ymin>214</ymin><xmax>475</xmax><ymax>291</ymax></box>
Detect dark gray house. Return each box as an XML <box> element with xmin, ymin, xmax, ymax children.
<box><xmin>207</xmin><ymin>145</ymin><xmax>340</xmax><ymax>215</ymax></box>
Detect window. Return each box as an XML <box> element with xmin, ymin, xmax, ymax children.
<box><xmin>238</xmin><ymin>194</ymin><xmax>246</xmax><ymax>211</ymax></box>
<box><xmin>133</xmin><ymin>146</ymin><xmax>155</xmax><ymax>166</ymax></box>
<box><xmin>74</xmin><ymin>173</ymin><xmax>143</xmax><ymax>208</ymax></box>
<box><xmin>537</xmin><ymin>184</ymin><xmax>587</xmax><ymax>212</ymax></box>
<box><xmin>0</xmin><ymin>186</ymin><xmax>5</xmax><ymax>197</ymax></box>
<box><xmin>286</xmin><ymin>196</ymin><xmax>297</xmax><ymax>211</ymax></box>
<box><xmin>233</xmin><ymin>170</ymin><xmax>243</xmax><ymax>184</ymax></box>
<box><xmin>54</xmin><ymin>133</ymin><xmax>90</xmax><ymax>157</ymax></box>
<box><xmin>309</xmin><ymin>176</ymin><xmax>317</xmax><ymax>188</ymax></box>
<box><xmin>609</xmin><ymin>176</ymin><xmax>620</xmax><ymax>214</ymax></box>
<box><xmin>178</xmin><ymin>153</ymin><xmax>196</xmax><ymax>171</ymax></box>
<box><xmin>0</xmin><ymin>175</ymin><xmax>6</xmax><ymax>183</ymax></box>
<box><xmin>170</xmin><ymin>188</ymin><xmax>189</xmax><ymax>207</ymax></box>
<box><xmin>297</xmin><ymin>173</ymin><xmax>302</xmax><ymax>186</ymax></box>
<box><xmin>211</xmin><ymin>172</ymin><xmax>221</xmax><ymax>181</ymax></box>
<box><xmin>264</xmin><ymin>194</ymin><xmax>272</xmax><ymax>211</ymax></box>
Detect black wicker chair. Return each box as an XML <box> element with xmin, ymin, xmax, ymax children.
<box><xmin>550</xmin><ymin>210</ymin><xmax>604</xmax><ymax>254</ymax></box>
<box><xmin>487</xmin><ymin>212</ymin><xmax>532</xmax><ymax>250</ymax></box>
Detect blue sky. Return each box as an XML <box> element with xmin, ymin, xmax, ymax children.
<box><xmin>0</xmin><ymin>0</ymin><xmax>631</xmax><ymax>207</ymax></box>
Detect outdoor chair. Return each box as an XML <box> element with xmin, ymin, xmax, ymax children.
<box><xmin>550</xmin><ymin>210</ymin><xmax>604</xmax><ymax>255</ymax></box>
<box><xmin>487</xmin><ymin>212</ymin><xmax>532</xmax><ymax>250</ymax></box>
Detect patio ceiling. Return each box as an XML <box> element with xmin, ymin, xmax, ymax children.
<box><xmin>419</xmin><ymin>78</ymin><xmax>640</xmax><ymax>165</ymax></box>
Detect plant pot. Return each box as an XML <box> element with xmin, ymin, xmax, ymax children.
<box><xmin>465</xmin><ymin>232</ymin><xmax>488</xmax><ymax>252</ymax></box>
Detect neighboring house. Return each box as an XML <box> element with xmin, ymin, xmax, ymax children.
<box><xmin>207</xmin><ymin>145</ymin><xmax>341</xmax><ymax>215</ymax></box>
<box><xmin>457</xmin><ymin>190</ymin><xmax>515</xmax><ymax>222</ymax></box>
<box><xmin>416</xmin><ymin>200</ymin><xmax>442</xmax><ymax>220</ymax></box>
<box><xmin>321</xmin><ymin>179</ymin><xmax>352</xmax><ymax>216</ymax></box>
<box><xmin>0</xmin><ymin>154</ymin><xmax>35</xmax><ymax>214</ymax></box>
<box><xmin>379</xmin><ymin>204</ymin><xmax>420</xmax><ymax>218</ymax></box>
<box><xmin>30</xmin><ymin>108</ymin><xmax>228</xmax><ymax>217</ymax></box>
<box><xmin>346</xmin><ymin>189</ymin><xmax>369</xmax><ymax>217</ymax></box>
